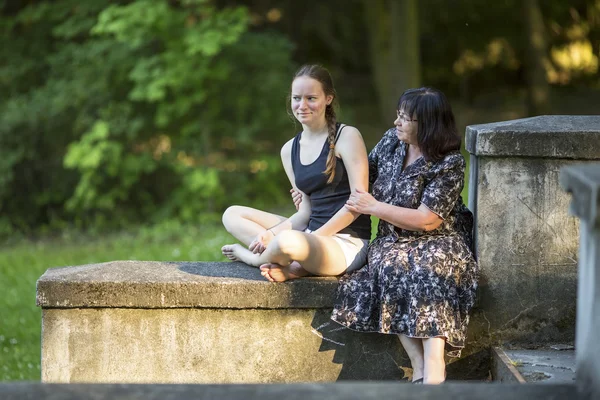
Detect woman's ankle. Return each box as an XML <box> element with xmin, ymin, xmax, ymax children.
<box><xmin>410</xmin><ymin>362</ymin><xmax>424</xmax><ymax>381</ymax></box>
<box><xmin>423</xmin><ymin>360</ymin><xmax>445</xmax><ymax>384</ymax></box>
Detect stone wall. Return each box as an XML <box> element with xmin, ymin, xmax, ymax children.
<box><xmin>466</xmin><ymin>115</ymin><xmax>600</xmax><ymax>347</ymax></box>
<box><xmin>37</xmin><ymin>261</ymin><xmax>408</xmax><ymax>383</ymax></box>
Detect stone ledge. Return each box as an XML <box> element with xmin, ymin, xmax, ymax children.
<box><xmin>0</xmin><ymin>383</ymin><xmax>580</xmax><ymax>400</ymax></box>
<box><xmin>491</xmin><ymin>347</ymin><xmax>526</xmax><ymax>384</ymax></box>
<box><xmin>466</xmin><ymin>115</ymin><xmax>600</xmax><ymax>158</ymax></box>
<box><xmin>36</xmin><ymin>261</ymin><xmax>338</xmax><ymax>309</ymax></box>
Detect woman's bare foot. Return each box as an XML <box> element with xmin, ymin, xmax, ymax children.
<box><xmin>259</xmin><ymin>261</ymin><xmax>310</xmax><ymax>282</ymax></box>
<box><xmin>221</xmin><ymin>244</ymin><xmax>260</xmax><ymax>266</ymax></box>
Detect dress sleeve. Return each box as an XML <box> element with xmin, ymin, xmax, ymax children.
<box><xmin>368</xmin><ymin>129</ymin><xmax>395</xmax><ymax>187</ymax></box>
<box><xmin>368</xmin><ymin>135</ymin><xmax>385</xmax><ymax>186</ymax></box>
<box><xmin>420</xmin><ymin>154</ymin><xmax>466</xmax><ymax>220</ymax></box>
<box><xmin>368</xmin><ymin>148</ymin><xmax>378</xmax><ymax>187</ymax></box>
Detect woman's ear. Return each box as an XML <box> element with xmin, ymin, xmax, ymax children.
<box><xmin>326</xmin><ymin>95</ymin><xmax>333</xmax><ymax>105</ymax></box>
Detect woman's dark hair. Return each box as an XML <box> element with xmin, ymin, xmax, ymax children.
<box><xmin>292</xmin><ymin>64</ymin><xmax>339</xmax><ymax>184</ymax></box>
<box><xmin>398</xmin><ymin>87</ymin><xmax>461</xmax><ymax>161</ymax></box>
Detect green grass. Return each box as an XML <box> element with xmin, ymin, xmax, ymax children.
<box><xmin>0</xmin><ymin>220</ymin><xmax>234</xmax><ymax>381</ymax></box>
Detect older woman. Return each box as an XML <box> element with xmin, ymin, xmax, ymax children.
<box><xmin>331</xmin><ymin>88</ymin><xmax>478</xmax><ymax>384</ymax></box>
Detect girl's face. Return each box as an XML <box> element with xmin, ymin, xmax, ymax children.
<box><xmin>291</xmin><ymin>76</ymin><xmax>333</xmax><ymax>127</ymax></box>
<box><xmin>394</xmin><ymin>108</ymin><xmax>418</xmax><ymax>145</ymax></box>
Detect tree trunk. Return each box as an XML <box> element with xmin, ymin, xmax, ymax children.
<box><xmin>523</xmin><ymin>0</ymin><xmax>550</xmax><ymax>116</ymax></box>
<box><xmin>364</xmin><ymin>0</ymin><xmax>421</xmax><ymax>122</ymax></box>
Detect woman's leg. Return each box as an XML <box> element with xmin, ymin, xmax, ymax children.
<box><xmin>222</xmin><ymin>230</ymin><xmax>348</xmax><ymax>279</ymax></box>
<box><xmin>221</xmin><ymin>205</ymin><xmax>286</xmax><ymax>246</ymax></box>
<box><xmin>398</xmin><ymin>335</ymin><xmax>424</xmax><ymax>382</ymax></box>
<box><xmin>422</xmin><ymin>337</ymin><xmax>446</xmax><ymax>384</ymax></box>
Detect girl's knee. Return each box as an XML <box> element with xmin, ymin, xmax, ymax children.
<box><xmin>272</xmin><ymin>230</ymin><xmax>307</xmax><ymax>257</ymax></box>
<box><xmin>222</xmin><ymin>205</ymin><xmax>243</xmax><ymax>229</ymax></box>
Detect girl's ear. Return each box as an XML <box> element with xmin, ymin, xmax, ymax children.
<box><xmin>326</xmin><ymin>95</ymin><xmax>333</xmax><ymax>105</ymax></box>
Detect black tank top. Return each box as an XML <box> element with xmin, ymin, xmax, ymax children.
<box><xmin>291</xmin><ymin>123</ymin><xmax>371</xmax><ymax>240</ymax></box>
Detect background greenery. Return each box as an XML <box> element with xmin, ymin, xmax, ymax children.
<box><xmin>1</xmin><ymin>0</ymin><xmax>599</xmax><ymax>381</ymax></box>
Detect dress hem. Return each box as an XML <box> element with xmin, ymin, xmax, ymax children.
<box><xmin>329</xmin><ymin>316</ymin><xmax>465</xmax><ymax>357</ymax></box>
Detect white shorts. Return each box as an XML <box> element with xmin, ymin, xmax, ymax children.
<box><xmin>306</xmin><ymin>229</ymin><xmax>369</xmax><ymax>273</ymax></box>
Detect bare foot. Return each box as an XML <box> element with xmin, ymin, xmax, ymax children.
<box><xmin>221</xmin><ymin>244</ymin><xmax>241</xmax><ymax>261</ymax></box>
<box><xmin>259</xmin><ymin>261</ymin><xmax>310</xmax><ymax>282</ymax></box>
<box><xmin>221</xmin><ymin>244</ymin><xmax>260</xmax><ymax>266</ymax></box>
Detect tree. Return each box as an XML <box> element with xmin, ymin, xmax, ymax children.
<box><xmin>364</xmin><ymin>0</ymin><xmax>421</xmax><ymax>120</ymax></box>
<box><xmin>523</xmin><ymin>0</ymin><xmax>551</xmax><ymax>115</ymax></box>
<box><xmin>0</xmin><ymin>0</ymin><xmax>295</xmax><ymax>233</ymax></box>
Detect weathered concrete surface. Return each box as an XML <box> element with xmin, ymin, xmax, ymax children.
<box><xmin>36</xmin><ymin>261</ymin><xmax>338</xmax><ymax>309</ymax></box>
<box><xmin>38</xmin><ymin>261</ymin><xmax>412</xmax><ymax>383</ymax></box>
<box><xmin>466</xmin><ymin>116</ymin><xmax>600</xmax><ymax>349</ymax></box>
<box><xmin>560</xmin><ymin>163</ymin><xmax>600</xmax><ymax>400</ymax></box>
<box><xmin>0</xmin><ymin>382</ymin><xmax>580</xmax><ymax>400</ymax></box>
<box><xmin>41</xmin><ymin>307</ymin><xmax>406</xmax><ymax>383</ymax></box>
<box><xmin>502</xmin><ymin>349</ymin><xmax>575</xmax><ymax>384</ymax></box>
<box><xmin>491</xmin><ymin>347</ymin><xmax>526</xmax><ymax>383</ymax></box>
<box><xmin>466</xmin><ymin>115</ymin><xmax>600</xmax><ymax>158</ymax></box>
<box><xmin>469</xmin><ymin>158</ymin><xmax>579</xmax><ymax>340</ymax></box>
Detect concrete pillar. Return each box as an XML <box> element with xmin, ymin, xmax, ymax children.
<box><xmin>560</xmin><ymin>164</ymin><xmax>600</xmax><ymax>400</ymax></box>
<box><xmin>466</xmin><ymin>116</ymin><xmax>600</xmax><ymax>345</ymax></box>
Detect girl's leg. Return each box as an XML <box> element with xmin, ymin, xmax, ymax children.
<box><xmin>398</xmin><ymin>335</ymin><xmax>424</xmax><ymax>382</ymax></box>
<box><xmin>422</xmin><ymin>337</ymin><xmax>446</xmax><ymax>384</ymax></box>
<box><xmin>222</xmin><ymin>230</ymin><xmax>348</xmax><ymax>279</ymax></box>
<box><xmin>221</xmin><ymin>205</ymin><xmax>286</xmax><ymax>246</ymax></box>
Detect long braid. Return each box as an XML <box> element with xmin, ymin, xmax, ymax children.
<box><xmin>323</xmin><ymin>104</ymin><xmax>338</xmax><ymax>184</ymax></box>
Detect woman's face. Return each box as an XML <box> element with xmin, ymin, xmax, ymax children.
<box><xmin>394</xmin><ymin>108</ymin><xmax>418</xmax><ymax>145</ymax></box>
<box><xmin>291</xmin><ymin>76</ymin><xmax>332</xmax><ymax>127</ymax></box>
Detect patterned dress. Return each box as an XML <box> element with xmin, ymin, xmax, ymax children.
<box><xmin>331</xmin><ymin>128</ymin><xmax>478</xmax><ymax>357</ymax></box>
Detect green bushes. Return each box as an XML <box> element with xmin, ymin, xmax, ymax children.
<box><xmin>0</xmin><ymin>0</ymin><xmax>296</xmax><ymax>236</ymax></box>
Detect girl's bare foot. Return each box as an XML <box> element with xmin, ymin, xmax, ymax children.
<box><xmin>221</xmin><ymin>244</ymin><xmax>260</xmax><ymax>266</ymax></box>
<box><xmin>221</xmin><ymin>244</ymin><xmax>241</xmax><ymax>261</ymax></box>
<box><xmin>259</xmin><ymin>261</ymin><xmax>310</xmax><ymax>282</ymax></box>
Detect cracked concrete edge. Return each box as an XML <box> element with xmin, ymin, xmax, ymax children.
<box><xmin>491</xmin><ymin>347</ymin><xmax>526</xmax><ymax>384</ymax></box>
<box><xmin>465</xmin><ymin>115</ymin><xmax>600</xmax><ymax>158</ymax></box>
<box><xmin>35</xmin><ymin>261</ymin><xmax>340</xmax><ymax>309</ymax></box>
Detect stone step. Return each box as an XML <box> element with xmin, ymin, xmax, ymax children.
<box><xmin>502</xmin><ymin>348</ymin><xmax>576</xmax><ymax>384</ymax></box>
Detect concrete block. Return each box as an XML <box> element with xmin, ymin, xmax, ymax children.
<box><xmin>466</xmin><ymin>116</ymin><xmax>600</xmax><ymax>347</ymax></box>
<box><xmin>491</xmin><ymin>347</ymin><xmax>526</xmax><ymax>383</ymax></box>
<box><xmin>560</xmin><ymin>163</ymin><xmax>600</xmax><ymax>400</ymax></box>
<box><xmin>37</xmin><ymin>261</ymin><xmax>408</xmax><ymax>383</ymax></box>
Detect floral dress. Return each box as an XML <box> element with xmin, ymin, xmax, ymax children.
<box><xmin>331</xmin><ymin>129</ymin><xmax>479</xmax><ymax>357</ymax></box>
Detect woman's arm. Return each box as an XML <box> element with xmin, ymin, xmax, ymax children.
<box><xmin>346</xmin><ymin>154</ymin><xmax>466</xmax><ymax>232</ymax></box>
<box><xmin>313</xmin><ymin>126</ymin><xmax>369</xmax><ymax>236</ymax></box>
<box><xmin>347</xmin><ymin>191</ymin><xmax>442</xmax><ymax>231</ymax></box>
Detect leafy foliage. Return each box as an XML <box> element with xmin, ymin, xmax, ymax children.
<box><xmin>1</xmin><ymin>0</ymin><xmax>599</xmax><ymax>235</ymax></box>
<box><xmin>0</xmin><ymin>0</ymin><xmax>295</xmax><ymax>233</ymax></box>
